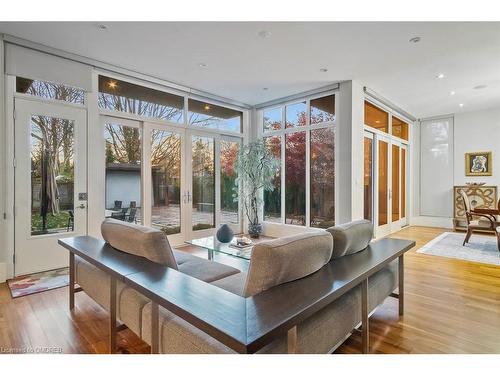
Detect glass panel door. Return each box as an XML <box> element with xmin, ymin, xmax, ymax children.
<box><xmin>14</xmin><ymin>98</ymin><xmax>87</xmax><ymax>276</ymax></box>
<box><xmin>103</xmin><ymin>119</ymin><xmax>142</xmax><ymax>224</ymax></box>
<box><xmin>363</xmin><ymin>132</ymin><xmax>374</xmax><ymax>223</ymax></box>
<box><xmin>191</xmin><ymin>135</ymin><xmax>216</xmax><ymax>232</ymax></box>
<box><xmin>392</xmin><ymin>144</ymin><xmax>400</xmax><ymax>223</ymax></box>
<box><xmin>375</xmin><ymin>135</ymin><xmax>391</xmax><ymax>237</ymax></box>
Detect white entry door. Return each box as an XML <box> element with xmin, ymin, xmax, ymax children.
<box><xmin>14</xmin><ymin>98</ymin><xmax>87</xmax><ymax>276</ymax></box>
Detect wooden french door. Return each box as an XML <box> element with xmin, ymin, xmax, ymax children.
<box><xmin>369</xmin><ymin>133</ymin><xmax>408</xmax><ymax>238</ymax></box>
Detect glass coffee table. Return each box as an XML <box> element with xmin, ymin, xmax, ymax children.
<box><xmin>185</xmin><ymin>236</ymin><xmax>253</xmax><ymax>261</ymax></box>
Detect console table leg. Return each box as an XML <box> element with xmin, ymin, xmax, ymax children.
<box><xmin>208</xmin><ymin>249</ymin><xmax>214</xmax><ymax>261</ymax></box>
<box><xmin>109</xmin><ymin>277</ymin><xmax>117</xmax><ymax>354</ymax></box>
<box><xmin>69</xmin><ymin>253</ymin><xmax>75</xmax><ymax>310</ymax></box>
<box><xmin>399</xmin><ymin>255</ymin><xmax>404</xmax><ymax>316</ymax></box>
<box><xmin>151</xmin><ymin>302</ymin><xmax>159</xmax><ymax>354</ymax></box>
<box><xmin>361</xmin><ymin>278</ymin><xmax>369</xmax><ymax>354</ymax></box>
<box><xmin>287</xmin><ymin>326</ymin><xmax>298</xmax><ymax>354</ymax></box>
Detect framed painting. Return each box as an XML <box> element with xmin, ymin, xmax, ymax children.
<box><xmin>465</xmin><ymin>151</ymin><xmax>492</xmax><ymax>176</ymax></box>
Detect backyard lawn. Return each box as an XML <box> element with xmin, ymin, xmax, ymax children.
<box><xmin>31</xmin><ymin>211</ymin><xmax>71</xmax><ymax>234</ymax></box>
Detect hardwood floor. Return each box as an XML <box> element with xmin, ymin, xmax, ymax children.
<box><xmin>1</xmin><ymin>226</ymin><xmax>500</xmax><ymax>354</ymax></box>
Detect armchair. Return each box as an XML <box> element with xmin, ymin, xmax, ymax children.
<box><xmin>459</xmin><ymin>190</ymin><xmax>499</xmax><ymax>246</ymax></box>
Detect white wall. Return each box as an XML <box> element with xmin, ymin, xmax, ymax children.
<box><xmin>454</xmin><ymin>108</ymin><xmax>500</xmax><ymax>187</ymax></box>
<box><xmin>0</xmin><ymin>40</ymin><xmax>6</xmax><ymax>282</ymax></box>
<box><xmin>337</xmin><ymin>80</ymin><xmax>365</xmax><ymax>224</ymax></box>
<box><xmin>415</xmin><ymin>107</ymin><xmax>500</xmax><ymax>228</ymax></box>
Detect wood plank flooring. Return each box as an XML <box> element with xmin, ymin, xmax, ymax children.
<box><xmin>1</xmin><ymin>226</ymin><xmax>500</xmax><ymax>354</ymax></box>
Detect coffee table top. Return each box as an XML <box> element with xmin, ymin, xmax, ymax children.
<box><xmin>185</xmin><ymin>236</ymin><xmax>255</xmax><ymax>260</ymax></box>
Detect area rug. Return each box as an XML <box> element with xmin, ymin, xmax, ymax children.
<box><xmin>7</xmin><ymin>267</ymin><xmax>69</xmax><ymax>298</ymax></box>
<box><xmin>417</xmin><ymin>232</ymin><xmax>500</xmax><ymax>266</ymax></box>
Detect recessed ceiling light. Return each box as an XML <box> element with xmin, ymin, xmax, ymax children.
<box><xmin>409</xmin><ymin>36</ymin><xmax>421</xmax><ymax>43</ymax></box>
<box><xmin>450</xmin><ymin>91</ymin><xmax>456</xmax><ymax>96</ymax></box>
<box><xmin>258</xmin><ymin>30</ymin><xmax>272</xmax><ymax>38</ymax></box>
<box><xmin>204</xmin><ymin>104</ymin><xmax>211</xmax><ymax>111</ymax></box>
<box><xmin>473</xmin><ymin>84</ymin><xmax>488</xmax><ymax>90</ymax></box>
<box><xmin>375</xmin><ymin>120</ymin><xmax>381</xmax><ymax>124</ymax></box>
<box><xmin>319</xmin><ymin>68</ymin><xmax>328</xmax><ymax>73</ymax></box>
<box><xmin>198</xmin><ymin>63</ymin><xmax>207</xmax><ymax>68</ymax></box>
<box><xmin>107</xmin><ymin>80</ymin><xmax>117</xmax><ymax>89</ymax></box>
<box><xmin>95</xmin><ymin>24</ymin><xmax>108</xmax><ymax>30</ymax></box>
<box><xmin>459</xmin><ymin>103</ymin><xmax>464</xmax><ymax>108</ymax></box>
<box><xmin>436</xmin><ymin>73</ymin><xmax>445</xmax><ymax>79</ymax></box>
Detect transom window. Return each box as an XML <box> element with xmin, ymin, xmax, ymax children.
<box><xmin>262</xmin><ymin>93</ymin><xmax>336</xmax><ymax>228</ymax></box>
<box><xmin>364</xmin><ymin>100</ymin><xmax>410</xmax><ymax>141</ymax></box>
<box><xmin>188</xmin><ymin>99</ymin><xmax>243</xmax><ymax>133</ymax></box>
<box><xmin>98</xmin><ymin>75</ymin><xmax>184</xmax><ymax>123</ymax></box>
<box><xmin>16</xmin><ymin>77</ymin><xmax>85</xmax><ymax>105</ymax></box>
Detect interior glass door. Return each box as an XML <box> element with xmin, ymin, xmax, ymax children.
<box><xmin>375</xmin><ymin>135</ymin><xmax>391</xmax><ymax>237</ymax></box>
<box><xmin>363</xmin><ymin>132</ymin><xmax>374</xmax><ymax>223</ymax></box>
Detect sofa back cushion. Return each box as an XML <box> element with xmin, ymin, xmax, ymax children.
<box><xmin>243</xmin><ymin>231</ymin><xmax>333</xmax><ymax>297</ymax></box>
<box><xmin>326</xmin><ymin>219</ymin><xmax>373</xmax><ymax>259</ymax></box>
<box><xmin>101</xmin><ymin>219</ymin><xmax>178</xmax><ymax>269</ymax></box>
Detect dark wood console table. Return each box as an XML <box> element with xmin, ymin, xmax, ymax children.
<box><xmin>59</xmin><ymin>236</ymin><xmax>415</xmax><ymax>354</ymax></box>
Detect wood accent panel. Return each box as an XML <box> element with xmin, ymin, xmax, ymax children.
<box><xmin>453</xmin><ymin>185</ymin><xmax>497</xmax><ymax>231</ymax></box>
<box><xmin>2</xmin><ymin>227</ymin><xmax>500</xmax><ymax>354</ymax></box>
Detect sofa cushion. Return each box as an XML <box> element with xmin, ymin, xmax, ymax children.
<box><xmin>178</xmin><ymin>259</ymin><xmax>240</xmax><ymax>283</ymax></box>
<box><xmin>101</xmin><ymin>218</ymin><xmax>178</xmax><ymax>269</ymax></box>
<box><xmin>173</xmin><ymin>249</ymin><xmax>202</xmax><ymax>265</ymax></box>
<box><xmin>326</xmin><ymin>219</ymin><xmax>373</xmax><ymax>259</ymax></box>
<box><xmin>243</xmin><ymin>231</ymin><xmax>333</xmax><ymax>297</ymax></box>
<box><xmin>210</xmin><ymin>272</ymin><xmax>247</xmax><ymax>296</ymax></box>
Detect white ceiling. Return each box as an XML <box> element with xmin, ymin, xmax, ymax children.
<box><xmin>1</xmin><ymin>22</ymin><xmax>499</xmax><ymax>118</ymax></box>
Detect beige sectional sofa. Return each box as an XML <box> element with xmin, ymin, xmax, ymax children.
<box><xmin>75</xmin><ymin>218</ymin><xmax>397</xmax><ymax>353</ymax></box>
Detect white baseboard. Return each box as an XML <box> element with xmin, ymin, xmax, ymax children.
<box><xmin>0</xmin><ymin>262</ymin><xmax>6</xmax><ymax>283</ymax></box>
<box><xmin>410</xmin><ymin>216</ymin><xmax>454</xmax><ymax>229</ymax></box>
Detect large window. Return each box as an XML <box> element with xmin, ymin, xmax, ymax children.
<box><xmin>285</xmin><ymin>132</ymin><xmax>306</xmax><ymax>225</ymax></box>
<box><xmin>264</xmin><ymin>136</ymin><xmax>281</xmax><ymax>222</ymax></box>
<box><xmin>262</xmin><ymin>93</ymin><xmax>336</xmax><ymax>227</ymax></box>
<box><xmin>188</xmin><ymin>99</ymin><xmax>242</xmax><ymax>133</ymax></box>
<box><xmin>310</xmin><ymin>128</ymin><xmax>335</xmax><ymax>228</ymax></box>
<box><xmin>98</xmin><ymin>75</ymin><xmax>184</xmax><ymax>123</ymax></box>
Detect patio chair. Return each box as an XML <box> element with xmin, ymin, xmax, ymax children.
<box><xmin>67</xmin><ymin>211</ymin><xmax>74</xmax><ymax>232</ymax></box>
<box><xmin>111</xmin><ymin>211</ymin><xmax>126</xmax><ymax>221</ymax></box>
<box><xmin>459</xmin><ymin>190</ymin><xmax>499</xmax><ymax>246</ymax></box>
<box><xmin>113</xmin><ymin>200</ymin><xmax>122</xmax><ymax>210</ymax></box>
<box><xmin>130</xmin><ymin>201</ymin><xmax>137</xmax><ymax>208</ymax></box>
<box><xmin>127</xmin><ymin>208</ymin><xmax>137</xmax><ymax>223</ymax></box>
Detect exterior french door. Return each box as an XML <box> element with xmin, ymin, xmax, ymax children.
<box><xmin>14</xmin><ymin>98</ymin><xmax>87</xmax><ymax>276</ymax></box>
<box><xmin>185</xmin><ymin>130</ymin><xmax>241</xmax><ymax>240</ymax></box>
<box><xmin>101</xmin><ymin>116</ymin><xmax>241</xmax><ymax>245</ymax></box>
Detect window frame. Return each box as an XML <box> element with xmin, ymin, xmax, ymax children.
<box><xmin>258</xmin><ymin>90</ymin><xmax>338</xmax><ymax>229</ymax></box>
